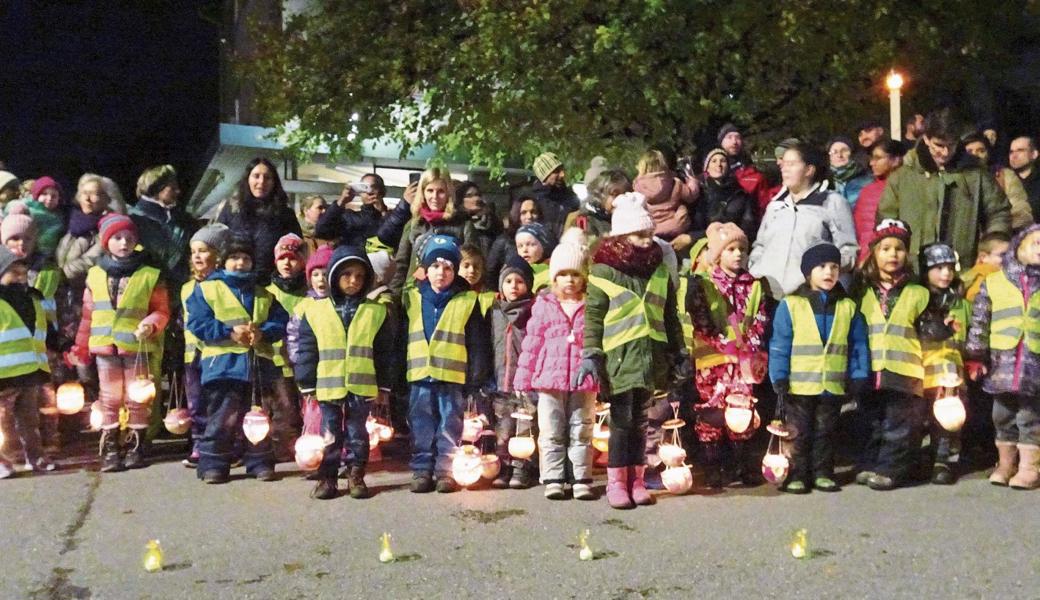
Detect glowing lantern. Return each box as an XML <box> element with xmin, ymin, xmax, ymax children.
<box><xmin>592</xmin><ymin>403</ymin><xmax>611</xmax><ymax>453</ymax></box>
<box><xmin>480</xmin><ymin>453</ymin><xmax>501</xmax><ymax>480</ymax></box>
<box><xmin>242</xmin><ymin>406</ymin><xmax>271</xmax><ymax>444</ymax></box>
<box><xmin>790</xmin><ymin>528</ymin><xmax>809</xmax><ymax>559</ymax></box>
<box><xmin>126</xmin><ymin>376</ymin><xmax>157</xmax><ymax>405</ymax></box>
<box><xmin>89</xmin><ymin>401</ymin><xmax>104</xmax><ymax>431</ymax></box>
<box><xmin>56</xmin><ymin>382</ymin><xmax>86</xmax><ymax>415</ymax></box>
<box><xmin>658</xmin><ymin>418</ymin><xmax>687</xmax><ymax>467</ymax></box>
<box><xmin>508</xmin><ymin>411</ymin><xmax>536</xmax><ymax>459</ymax></box>
<box><xmin>462</xmin><ymin>411</ymin><xmax>485</xmax><ymax>443</ymax></box>
<box><xmin>762</xmin><ymin>420</ymin><xmax>790</xmax><ymax>485</ymax></box>
<box><xmin>366</xmin><ymin>415</ymin><xmax>381</xmax><ymax>449</ymax></box>
<box><xmin>933</xmin><ymin>373</ymin><xmax>966</xmax><ymax>432</ymax></box>
<box><xmin>163</xmin><ymin>407</ymin><xmax>191</xmax><ymax>436</ymax></box>
<box><xmin>661</xmin><ymin>465</ymin><xmax>693</xmax><ymax>494</ymax></box>
<box><xmin>142</xmin><ymin>539</ymin><xmax>164</xmax><ymax>572</ymax></box>
<box><xmin>379</xmin><ymin>532</ymin><xmax>395</xmax><ymax>563</ymax></box>
<box><xmin>294</xmin><ymin>433</ymin><xmax>325</xmax><ymax>470</ymax></box>
<box><xmin>377</xmin><ymin>420</ymin><xmax>394</xmax><ymax>442</ymax></box>
<box><xmin>452</xmin><ymin>444</ymin><xmax>483</xmax><ymax>487</ymax></box>
<box><xmin>724</xmin><ymin>393</ymin><xmax>755</xmax><ymax>434</ymax></box>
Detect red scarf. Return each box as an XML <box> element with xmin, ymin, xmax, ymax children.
<box><xmin>419</xmin><ymin>204</ymin><xmax>446</xmax><ymax>224</ymax></box>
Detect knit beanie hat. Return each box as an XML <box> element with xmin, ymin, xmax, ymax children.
<box><xmin>774</xmin><ymin>137</ymin><xmax>801</xmax><ymax>161</ymax></box>
<box><xmin>1</xmin><ymin>201</ymin><xmax>36</xmax><ymax>245</ymax></box>
<box><xmin>583</xmin><ymin>156</ymin><xmax>608</xmax><ymax>187</ymax></box>
<box><xmin>306</xmin><ymin>244</ymin><xmax>333</xmax><ymax>281</ymax></box>
<box><xmin>367</xmin><ymin>250</ymin><xmax>396</xmax><ymax>288</ymax></box>
<box><xmin>0</xmin><ymin>171</ymin><xmax>20</xmax><ymax>193</ymax></box>
<box><xmin>800</xmin><ymin>242</ymin><xmax>841</xmax><ymax>277</ymax></box>
<box><xmin>515</xmin><ymin>222</ymin><xmax>555</xmax><ymax>256</ymax></box>
<box><xmin>190</xmin><ymin>223</ymin><xmax>230</xmax><ymax>254</ymax></box>
<box><xmin>549</xmin><ymin>227</ymin><xmax>589</xmax><ymax>280</ymax></box>
<box><xmin>0</xmin><ymin>246</ymin><xmax>24</xmax><ymax>278</ymax></box>
<box><xmin>705</xmin><ymin>221</ymin><xmax>749</xmax><ymax>265</ymax></box>
<box><xmin>870</xmin><ymin>218</ymin><xmax>912</xmax><ymax>248</ymax></box>
<box><xmin>274</xmin><ymin>233</ymin><xmax>305</xmax><ymax>262</ymax></box>
<box><xmin>30</xmin><ymin>176</ymin><xmax>62</xmax><ymax>201</ymax></box>
<box><xmin>827</xmin><ymin>136</ymin><xmax>855</xmax><ymax>155</ymax></box>
<box><xmin>610</xmin><ymin>192</ymin><xmax>655</xmax><ymax>237</ymax></box>
<box><xmin>499</xmin><ymin>253</ymin><xmax>535</xmax><ymax>292</ymax></box>
<box><xmin>532</xmin><ymin>152</ymin><xmax>563</xmax><ymax>182</ymax></box>
<box><xmin>98</xmin><ymin>213</ymin><xmax>137</xmax><ymax>249</ymax></box>
<box><xmin>420</xmin><ymin>234</ymin><xmax>462</xmax><ymax>270</ymax></box>
<box><xmin>716</xmin><ymin>123</ymin><xmax>740</xmax><ymax>143</ymax></box>
<box><xmin>222</xmin><ymin>235</ymin><xmax>255</xmax><ymax>263</ymax></box>
<box><xmin>921</xmin><ymin>243</ymin><xmax>958</xmax><ymax>270</ymax></box>
<box><xmin>702</xmin><ymin>148</ymin><xmax>728</xmax><ymax>172</ymax></box>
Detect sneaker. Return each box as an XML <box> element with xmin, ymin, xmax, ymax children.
<box><xmin>252</xmin><ymin>468</ymin><xmax>278</xmax><ymax>482</ymax></box>
<box><xmin>182</xmin><ymin>447</ymin><xmax>199</xmax><ymax>468</ymax></box>
<box><xmin>0</xmin><ymin>463</ymin><xmax>15</xmax><ymax>479</ymax></box>
<box><xmin>410</xmin><ymin>473</ymin><xmax>435</xmax><ymax>493</ymax></box>
<box><xmin>202</xmin><ymin>470</ymin><xmax>229</xmax><ymax>484</ymax></box>
<box><xmin>436</xmin><ymin>477</ymin><xmax>460</xmax><ymax>493</ymax></box>
<box><xmin>492</xmin><ymin>466</ymin><xmax>512</xmax><ymax>489</ymax></box>
<box><xmin>509</xmin><ymin>467</ymin><xmax>533</xmax><ymax>490</ymax></box>
<box><xmin>572</xmin><ymin>482</ymin><xmax>596</xmax><ymax>500</ymax></box>
<box><xmin>855</xmin><ymin>471</ymin><xmax>876</xmax><ymax>485</ymax></box>
<box><xmin>931</xmin><ymin>464</ymin><xmax>955</xmax><ymax>485</ymax></box>
<box><xmin>27</xmin><ymin>458</ymin><xmax>56</xmax><ymax>473</ymax></box>
<box><xmin>867</xmin><ymin>474</ymin><xmax>896</xmax><ymax>491</ymax></box>
<box><xmin>813</xmin><ymin>477</ymin><xmax>840</xmax><ymax>492</ymax></box>
<box><xmin>783</xmin><ymin>480</ymin><xmax>809</xmax><ymax>494</ymax></box>
<box><xmin>544</xmin><ymin>482</ymin><xmax>566</xmax><ymax>500</ymax></box>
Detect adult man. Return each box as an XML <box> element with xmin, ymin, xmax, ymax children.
<box><xmin>717</xmin><ymin>123</ymin><xmax>771</xmax><ymax>217</ymax></box>
<box><xmin>854</xmin><ymin>120</ymin><xmax>886</xmax><ymax>170</ymax></box>
<box><xmin>877</xmin><ymin>108</ymin><xmax>1010</xmax><ymax>271</ymax></box>
<box><xmin>1009</xmin><ymin>136</ymin><xmax>1040</xmax><ymax>219</ymax></box>
<box><xmin>531</xmin><ymin>152</ymin><xmax>579</xmax><ymax>239</ymax></box>
<box><xmin>315</xmin><ymin>173</ymin><xmax>411</xmax><ymax>251</ymax></box>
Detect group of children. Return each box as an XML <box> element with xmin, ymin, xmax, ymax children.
<box><xmin>2</xmin><ymin>169</ymin><xmax>1039</xmax><ymax>510</ymax></box>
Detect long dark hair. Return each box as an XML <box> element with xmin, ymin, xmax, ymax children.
<box><xmin>232</xmin><ymin>157</ymin><xmax>290</xmax><ymax>215</ymax></box>
<box><xmin>853</xmin><ymin>237</ymin><xmax>914</xmax><ymax>296</ymax></box>
<box><xmin>506</xmin><ymin>192</ymin><xmax>543</xmax><ymax>233</ymax></box>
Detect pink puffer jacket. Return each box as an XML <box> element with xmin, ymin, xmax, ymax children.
<box><xmin>513</xmin><ymin>290</ymin><xmax>598</xmax><ymax>393</ymax></box>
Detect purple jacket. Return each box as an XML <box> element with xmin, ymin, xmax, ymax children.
<box><xmin>513</xmin><ymin>290</ymin><xmax>598</xmax><ymax>393</ymax></box>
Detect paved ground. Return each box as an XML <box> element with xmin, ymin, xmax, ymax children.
<box><xmin>4</xmin><ymin>434</ymin><xmax>1040</xmax><ymax>600</ymax></box>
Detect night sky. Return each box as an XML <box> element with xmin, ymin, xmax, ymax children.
<box><xmin>0</xmin><ymin>1</ymin><xmax>220</xmax><ymax>199</ymax></box>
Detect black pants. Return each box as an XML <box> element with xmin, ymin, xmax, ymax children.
<box><xmin>785</xmin><ymin>393</ymin><xmax>840</xmax><ymax>483</ymax></box>
<box><xmin>858</xmin><ymin>389</ymin><xmax>924</xmax><ymax>481</ymax></box>
<box><xmin>608</xmin><ymin>388</ymin><xmax>649</xmax><ymax>468</ymax></box>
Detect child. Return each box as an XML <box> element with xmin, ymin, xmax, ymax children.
<box><xmin>296</xmin><ymin>246</ymin><xmax>397</xmax><ymax>500</ymax></box>
<box><xmin>266</xmin><ymin>233</ymin><xmax>308</xmax><ymax>461</ymax></box>
<box><xmin>460</xmin><ymin>243</ymin><xmax>495</xmax><ymax>312</ymax></box>
<box><xmin>0</xmin><ymin>247</ymin><xmax>55</xmax><ymax>476</ymax></box>
<box><xmin>70</xmin><ymin>214</ymin><xmax>170</xmax><ymax>472</ymax></box>
<box><xmin>515</xmin><ymin>228</ymin><xmax>599</xmax><ymax>500</ymax></box>
<box><xmin>687</xmin><ymin>222</ymin><xmax>769</xmax><ymax>488</ymax></box>
<box><xmin>489</xmin><ymin>254</ymin><xmax>537</xmax><ymax>489</ymax></box>
<box><xmin>962</xmin><ymin>232</ymin><xmax>1011</xmax><ymax>302</ymax></box>
<box><xmin>966</xmin><ymin>223</ymin><xmax>1040</xmax><ymax>489</ymax></box>
<box><xmin>768</xmin><ymin>243</ymin><xmax>869</xmax><ymax>493</ymax></box>
<box><xmin>25</xmin><ymin>177</ymin><xmax>67</xmax><ymax>259</ymax></box>
<box><xmin>180</xmin><ymin>224</ymin><xmax>230</xmax><ymax>467</ymax></box>
<box><xmin>186</xmin><ymin>236</ymin><xmax>289</xmax><ymax>484</ymax></box>
<box><xmin>403</xmin><ymin>235</ymin><xmax>492</xmax><ymax>493</ymax></box>
<box><xmin>855</xmin><ymin>219</ymin><xmax>949</xmax><ymax>491</ymax></box>
<box><xmin>286</xmin><ymin>244</ymin><xmax>332</xmax><ymax>366</ymax></box>
<box><xmin>583</xmin><ymin>193</ymin><xmax>685</xmax><ymax>509</ymax></box>
<box><xmin>918</xmin><ymin>243</ymin><xmax>971</xmax><ymax>485</ymax></box>
<box><xmin>515</xmin><ymin>222</ymin><xmax>556</xmax><ymax>293</ymax></box>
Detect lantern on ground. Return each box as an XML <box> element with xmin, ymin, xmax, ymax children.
<box><xmin>508</xmin><ymin>411</ymin><xmax>536</xmax><ymax>459</ymax></box>
<box><xmin>452</xmin><ymin>444</ymin><xmax>483</xmax><ymax>487</ymax></box>
<box><xmin>661</xmin><ymin>465</ymin><xmax>693</xmax><ymax>495</ymax></box>
<box><xmin>658</xmin><ymin>418</ymin><xmax>687</xmax><ymax>467</ymax></box>
<box><xmin>592</xmin><ymin>403</ymin><xmax>611</xmax><ymax>453</ymax></box>
<box><xmin>126</xmin><ymin>376</ymin><xmax>157</xmax><ymax>405</ymax></box>
<box><xmin>163</xmin><ymin>407</ymin><xmax>191</xmax><ymax>436</ymax></box>
<box><xmin>56</xmin><ymin>382</ymin><xmax>86</xmax><ymax>415</ymax></box>
<box><xmin>89</xmin><ymin>401</ymin><xmax>104</xmax><ymax>431</ymax></box>
<box><xmin>933</xmin><ymin>373</ymin><xmax>966</xmax><ymax>432</ymax></box>
<box><xmin>762</xmin><ymin>420</ymin><xmax>790</xmax><ymax>485</ymax></box>
<box><xmin>724</xmin><ymin>393</ymin><xmax>756</xmax><ymax>434</ymax></box>
<box><xmin>242</xmin><ymin>406</ymin><xmax>271</xmax><ymax>444</ymax></box>
<box><xmin>294</xmin><ymin>433</ymin><xmax>324</xmax><ymax>470</ymax></box>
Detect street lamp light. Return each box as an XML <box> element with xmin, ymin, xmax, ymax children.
<box><xmin>886</xmin><ymin>70</ymin><xmax>904</xmax><ymax>141</ymax></box>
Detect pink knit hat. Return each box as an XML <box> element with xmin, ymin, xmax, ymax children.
<box><xmin>705</xmin><ymin>222</ymin><xmax>748</xmax><ymax>265</ymax></box>
<box><xmin>30</xmin><ymin>176</ymin><xmax>62</xmax><ymax>202</ymax></box>
<box><xmin>306</xmin><ymin>244</ymin><xmax>333</xmax><ymax>280</ymax></box>
<box><xmin>98</xmin><ymin>213</ymin><xmax>137</xmax><ymax>249</ymax></box>
<box><xmin>274</xmin><ymin>233</ymin><xmax>305</xmax><ymax>262</ymax></box>
<box><xmin>0</xmin><ymin>201</ymin><xmax>36</xmax><ymax>245</ymax></box>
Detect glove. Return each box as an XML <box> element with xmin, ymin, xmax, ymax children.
<box><xmin>573</xmin><ymin>355</ymin><xmax>605</xmax><ymax>389</ymax></box>
<box><xmin>671</xmin><ymin>350</ymin><xmax>693</xmax><ymax>386</ymax></box>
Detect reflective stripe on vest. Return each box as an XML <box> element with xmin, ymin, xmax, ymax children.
<box><xmin>921</xmin><ymin>297</ymin><xmax>969</xmax><ymax>389</ymax></box>
<box><xmin>859</xmin><ymin>285</ymin><xmax>928</xmax><ymax>380</ymax></box>
<box><xmin>86</xmin><ymin>265</ymin><xmax>161</xmax><ymax>352</ymax></box>
<box><xmin>588</xmin><ymin>265</ymin><xmax>670</xmax><ymax>353</ymax></box>
<box><xmin>986</xmin><ymin>271</ymin><xmax>1040</xmax><ymax>354</ymax></box>
<box><xmin>266</xmin><ymin>284</ymin><xmax>306</xmax><ymax>376</ymax></box>
<box><xmin>181</xmin><ymin>280</ymin><xmax>200</xmax><ymax>363</ymax></box>
<box><xmin>677</xmin><ymin>275</ymin><xmax>695</xmax><ymax>355</ymax></box>
<box><xmin>306</xmin><ymin>298</ymin><xmax>386</xmax><ymax>400</ymax></box>
<box><xmin>31</xmin><ymin>267</ymin><xmax>60</xmax><ymax>325</ymax></box>
<box><xmin>0</xmin><ymin>298</ymin><xmax>50</xmax><ymax>378</ymax></box>
<box><xmin>404</xmin><ymin>288</ymin><xmax>475</xmax><ymax>384</ymax></box>
<box><xmin>787</xmin><ymin>295</ymin><xmax>854</xmax><ymax>396</ymax></box>
<box><xmin>198</xmin><ymin>280</ymin><xmax>274</xmax><ymax>359</ymax></box>
<box><xmin>691</xmin><ymin>275</ymin><xmax>762</xmax><ymax>370</ymax></box>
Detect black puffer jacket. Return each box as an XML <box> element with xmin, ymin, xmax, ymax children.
<box><xmin>216</xmin><ymin>192</ymin><xmax>301</xmax><ymax>281</ymax></box>
<box><xmin>691</xmin><ymin>175</ymin><xmax>757</xmax><ymax>242</ymax></box>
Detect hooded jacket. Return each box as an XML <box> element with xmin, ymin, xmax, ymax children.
<box><xmin>490</xmin><ymin>294</ymin><xmax>533</xmax><ymax>393</ymax></box>
<box><xmin>513</xmin><ymin>289</ymin><xmax>598</xmax><ymax>393</ymax></box>
<box><xmin>129</xmin><ymin>196</ymin><xmax>197</xmax><ymax>286</ymax></box>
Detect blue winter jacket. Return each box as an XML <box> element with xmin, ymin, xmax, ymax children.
<box><xmin>186</xmin><ymin>269</ymin><xmax>289</xmax><ymax>386</ymax></box>
<box><xmin>768</xmin><ymin>287</ymin><xmax>870</xmax><ymax>395</ymax></box>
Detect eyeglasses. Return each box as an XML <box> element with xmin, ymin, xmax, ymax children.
<box><xmin>828</xmin><ymin>148</ymin><xmax>851</xmax><ymax>156</ymax></box>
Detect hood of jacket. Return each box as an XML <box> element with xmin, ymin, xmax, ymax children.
<box><xmin>903</xmin><ymin>141</ymin><xmax>982</xmax><ymax>175</ymax></box>
<box><xmin>328</xmin><ymin>245</ymin><xmax>374</xmax><ymax>303</ymax></box>
<box><xmin>1002</xmin><ymin>223</ymin><xmax>1040</xmax><ymax>296</ymax></box>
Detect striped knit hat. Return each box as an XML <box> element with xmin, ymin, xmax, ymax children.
<box><xmin>98</xmin><ymin>213</ymin><xmax>137</xmax><ymax>249</ymax></box>
<box><xmin>532</xmin><ymin>152</ymin><xmax>563</xmax><ymax>182</ymax></box>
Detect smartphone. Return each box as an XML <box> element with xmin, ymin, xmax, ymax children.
<box><xmin>349</xmin><ymin>182</ymin><xmax>371</xmax><ymax>194</ymax></box>
<box><xmin>409</xmin><ymin>171</ymin><xmax>421</xmax><ymax>185</ymax></box>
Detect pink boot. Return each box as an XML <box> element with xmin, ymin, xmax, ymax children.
<box><xmin>629</xmin><ymin>465</ymin><xmax>656</xmax><ymax>506</ymax></box>
<box><xmin>606</xmin><ymin>467</ymin><xmax>634</xmax><ymax>509</ymax></box>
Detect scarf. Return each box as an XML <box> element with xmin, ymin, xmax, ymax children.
<box><xmin>298</xmin><ymin>215</ymin><xmax>315</xmax><ymax>240</ymax></box>
<box><xmin>269</xmin><ymin>272</ymin><xmax>306</xmax><ymax>295</ymax></box>
<box><xmin>68</xmin><ymin>210</ymin><xmax>101</xmax><ymax>238</ymax></box>
<box><xmin>419</xmin><ymin>205</ymin><xmax>446</xmax><ymax>224</ymax></box>
<box><xmin>709</xmin><ymin>265</ymin><xmax>756</xmax><ymax>311</ymax></box>
<box><xmin>97</xmin><ymin>252</ymin><xmax>146</xmax><ymax>279</ymax></box>
<box><xmin>830</xmin><ymin>162</ymin><xmax>866</xmax><ymax>185</ymax></box>
<box><xmin>592</xmin><ymin>236</ymin><xmax>663</xmax><ymax>279</ymax></box>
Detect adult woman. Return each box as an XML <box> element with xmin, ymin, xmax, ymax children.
<box><xmin>297</xmin><ymin>195</ymin><xmax>333</xmax><ymax>254</ymax></box>
<box><xmin>485</xmin><ymin>192</ymin><xmax>544</xmax><ymax>290</ymax></box>
<box><xmin>129</xmin><ymin>164</ymin><xmax>198</xmax><ymax>286</ymax></box>
<box><xmin>853</xmin><ymin>140</ymin><xmax>905</xmax><ymax>261</ymax></box>
<box><xmin>690</xmin><ymin>148</ymin><xmax>757</xmax><ymax>243</ymax></box>
<box><xmin>827</xmin><ymin>137</ymin><xmax>873</xmax><ymax>209</ymax></box>
<box><xmin>749</xmin><ymin>143</ymin><xmax>858</xmax><ymax>299</ymax></box>
<box><xmin>632</xmin><ymin>149</ymin><xmax>699</xmax><ymax>252</ymax></box>
<box><xmin>564</xmin><ymin>169</ymin><xmax>632</xmax><ymax>244</ymax></box>
<box><xmin>216</xmin><ymin>157</ymin><xmax>301</xmax><ymax>280</ymax></box>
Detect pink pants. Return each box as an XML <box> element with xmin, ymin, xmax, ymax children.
<box><xmin>97</xmin><ymin>355</ymin><xmax>151</xmax><ymax>430</ymax></box>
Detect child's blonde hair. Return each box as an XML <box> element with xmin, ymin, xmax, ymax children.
<box><xmin>636</xmin><ymin>150</ymin><xmax>669</xmax><ymax>176</ymax></box>
<box><xmin>298</xmin><ymin>194</ymin><xmax>326</xmax><ymax>217</ymax></box>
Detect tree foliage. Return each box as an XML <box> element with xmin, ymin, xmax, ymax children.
<box><xmin>244</xmin><ymin>0</ymin><xmax>1037</xmax><ymax>172</ymax></box>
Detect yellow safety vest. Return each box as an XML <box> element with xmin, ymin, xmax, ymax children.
<box><xmin>676</xmin><ymin>275</ymin><xmax>695</xmax><ymax>355</ymax></box>
<box><xmin>691</xmin><ymin>275</ymin><xmax>762</xmax><ymax>370</ymax></box>
<box><xmin>198</xmin><ymin>280</ymin><xmax>275</xmax><ymax>359</ymax></box>
<box><xmin>920</xmin><ymin>296</ymin><xmax>969</xmax><ymax>390</ymax></box>
<box><xmin>860</xmin><ymin>284</ymin><xmax>929</xmax><ymax>380</ymax></box>
<box><xmin>532</xmin><ymin>262</ymin><xmax>550</xmax><ymax>293</ymax></box>
<box><xmin>86</xmin><ymin>265</ymin><xmax>161</xmax><ymax>352</ymax></box>
<box><xmin>986</xmin><ymin>271</ymin><xmax>1040</xmax><ymax>354</ymax></box>
<box><xmin>365</xmin><ymin>236</ymin><xmax>394</xmax><ymax>255</ymax></box>
<box><xmin>181</xmin><ymin>280</ymin><xmax>201</xmax><ymax>363</ymax></box>
<box><xmin>305</xmin><ymin>298</ymin><xmax>386</xmax><ymax>400</ymax></box>
<box><xmin>588</xmin><ymin>265</ymin><xmax>670</xmax><ymax>354</ymax></box>
<box><xmin>404</xmin><ymin>288</ymin><xmax>476</xmax><ymax>384</ymax></box>
<box><xmin>266</xmin><ymin>283</ymin><xmax>306</xmax><ymax>377</ymax></box>
<box><xmin>0</xmin><ymin>297</ymin><xmax>49</xmax><ymax>378</ymax></box>
<box><xmin>477</xmin><ymin>291</ymin><xmax>496</xmax><ymax>317</ymax></box>
<box><xmin>30</xmin><ymin>266</ymin><xmax>61</xmax><ymax>326</ymax></box>
<box><xmin>787</xmin><ymin>295</ymin><xmax>854</xmax><ymax>396</ymax></box>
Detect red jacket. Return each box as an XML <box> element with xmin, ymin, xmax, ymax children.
<box><xmin>733</xmin><ymin>164</ymin><xmax>772</xmax><ymax>219</ymax></box>
<box><xmin>854</xmin><ymin>177</ymin><xmax>886</xmax><ymax>263</ymax></box>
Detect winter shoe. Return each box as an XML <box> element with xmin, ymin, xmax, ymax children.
<box><xmin>813</xmin><ymin>477</ymin><xmax>840</xmax><ymax>492</ymax></box>
<box><xmin>311</xmin><ymin>477</ymin><xmax>338</xmax><ymax>500</ymax></box>
<box><xmin>783</xmin><ymin>480</ymin><xmax>809</xmax><ymax>494</ymax></box>
<box><xmin>202</xmin><ymin>470</ymin><xmax>228</xmax><ymax>484</ymax></box>
<box><xmin>347</xmin><ymin>466</ymin><xmax>370</xmax><ymax>499</ymax></box>
<box><xmin>410</xmin><ymin>472</ymin><xmax>435</xmax><ymax>493</ymax></box>
<box><xmin>606</xmin><ymin>467</ymin><xmax>634</xmax><ymax>509</ymax></box>
<box><xmin>99</xmin><ymin>429</ymin><xmax>124</xmax><ymax>473</ymax></box>
<box><xmin>931</xmin><ymin>464</ymin><xmax>955</xmax><ymax>485</ymax></box>
<box><xmin>123</xmin><ymin>430</ymin><xmax>147</xmax><ymax>469</ymax></box>
<box><xmin>509</xmin><ymin>466</ymin><xmax>534</xmax><ymax>489</ymax></box>
<box><xmin>629</xmin><ymin>465</ymin><xmax>656</xmax><ymax>505</ymax></box>
<box><xmin>492</xmin><ymin>465</ymin><xmax>512</xmax><ymax>489</ymax></box>
<box><xmin>855</xmin><ymin>470</ymin><xmax>876</xmax><ymax>485</ymax></box>
<box><xmin>544</xmin><ymin>482</ymin><xmax>566</xmax><ymax>500</ymax></box>
<box><xmin>989</xmin><ymin>441</ymin><xmax>1018</xmax><ymax>486</ymax></box>
<box><xmin>1009</xmin><ymin>444</ymin><xmax>1040</xmax><ymax>490</ymax></box>
<box><xmin>252</xmin><ymin>468</ymin><xmax>278</xmax><ymax>481</ymax></box>
<box><xmin>436</xmin><ymin>477</ymin><xmax>460</xmax><ymax>493</ymax></box>
<box><xmin>702</xmin><ymin>443</ymin><xmax>724</xmax><ymax>489</ymax></box>
<box><xmin>731</xmin><ymin>441</ymin><xmax>760</xmax><ymax>486</ymax></box>
<box><xmin>26</xmin><ymin>458</ymin><xmax>56</xmax><ymax>472</ymax></box>
<box><xmin>0</xmin><ymin>462</ymin><xmax>14</xmax><ymax>479</ymax></box>
<box><xmin>572</xmin><ymin>482</ymin><xmax>596</xmax><ymax>500</ymax></box>
<box><xmin>867</xmin><ymin>474</ymin><xmax>896</xmax><ymax>491</ymax></box>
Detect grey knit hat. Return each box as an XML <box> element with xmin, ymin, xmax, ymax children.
<box><xmin>190</xmin><ymin>224</ymin><xmax>231</xmax><ymax>254</ymax></box>
<box><xmin>0</xmin><ymin>246</ymin><xmax>25</xmax><ymax>279</ymax></box>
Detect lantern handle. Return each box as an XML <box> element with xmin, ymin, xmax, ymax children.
<box><xmin>249</xmin><ymin>350</ymin><xmax>261</xmax><ymax>407</ymax></box>
<box><xmin>133</xmin><ymin>339</ymin><xmax>150</xmax><ymax>379</ymax></box>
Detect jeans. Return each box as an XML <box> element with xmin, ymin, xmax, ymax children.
<box><xmin>318</xmin><ymin>395</ymin><xmax>371</xmax><ymax>478</ymax></box>
<box><xmin>608</xmin><ymin>388</ymin><xmax>650</xmax><ymax>468</ymax></box>
<box><xmin>0</xmin><ymin>386</ymin><xmax>44</xmax><ymax>467</ymax></box>
<box><xmin>97</xmin><ymin>354</ymin><xmax>151</xmax><ymax>430</ymax></box>
<box><xmin>858</xmin><ymin>389</ymin><xmax>924</xmax><ymax>481</ymax></box>
<box><xmin>537</xmin><ymin>391</ymin><xmax>594</xmax><ymax>483</ymax></box>
<box><xmin>785</xmin><ymin>394</ymin><xmax>840</xmax><ymax>483</ymax></box>
<box><xmin>184</xmin><ymin>358</ymin><xmax>207</xmax><ymax>443</ymax></box>
<box><xmin>993</xmin><ymin>393</ymin><xmax>1040</xmax><ymax>446</ymax></box>
<box><xmin>197</xmin><ymin>379</ymin><xmax>274</xmax><ymax>478</ymax></box>
<box><xmin>408</xmin><ymin>382</ymin><xmax>464</xmax><ymax>477</ymax></box>
<box><xmin>492</xmin><ymin>392</ymin><xmax>537</xmax><ymax>468</ymax></box>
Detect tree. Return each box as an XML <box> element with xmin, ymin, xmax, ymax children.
<box><xmin>244</xmin><ymin>0</ymin><xmax>1036</xmax><ymax>173</ymax></box>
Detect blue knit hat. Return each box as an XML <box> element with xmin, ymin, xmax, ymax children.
<box><xmin>420</xmin><ymin>235</ymin><xmax>461</xmax><ymax>270</ymax></box>
<box><xmin>515</xmin><ymin>222</ymin><xmax>555</xmax><ymax>255</ymax></box>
